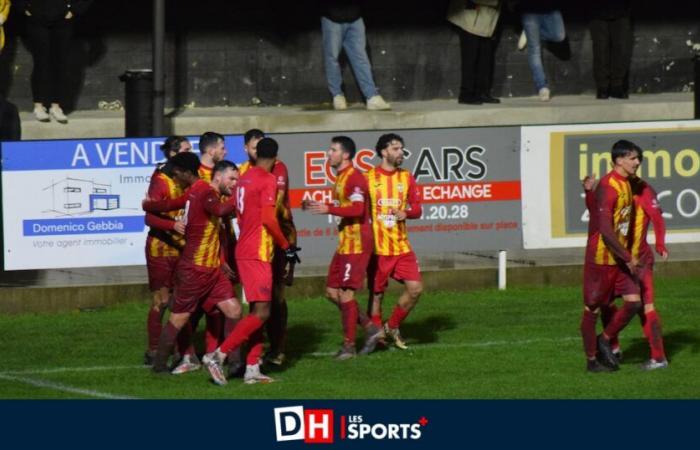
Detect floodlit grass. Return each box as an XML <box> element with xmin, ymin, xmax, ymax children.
<box><xmin>1</xmin><ymin>277</ymin><xmax>698</xmax><ymax>399</ymax></box>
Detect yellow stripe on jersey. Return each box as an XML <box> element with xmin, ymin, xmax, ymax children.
<box><xmin>631</xmin><ymin>202</ymin><xmax>644</xmax><ymax>259</ymax></box>
<box><xmin>239</xmin><ymin>161</ymin><xmax>251</xmax><ymax>176</ymax></box>
<box><xmin>193</xmin><ymin>217</ymin><xmax>220</xmax><ymax>268</ymax></box>
<box><xmin>367</xmin><ymin>168</ymin><xmax>412</xmax><ymax>256</ymax></box>
<box><xmin>149</xmin><ymin>172</ymin><xmax>184</xmax><ymax>258</ymax></box>
<box><xmin>259</xmin><ymin>226</ymin><xmax>274</xmax><ymax>262</ymax></box>
<box><xmin>335</xmin><ymin>168</ymin><xmax>363</xmax><ymax>255</ymax></box>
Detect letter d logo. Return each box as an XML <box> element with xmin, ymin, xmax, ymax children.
<box><xmin>274</xmin><ymin>406</ymin><xmax>305</xmax><ymax>442</ymax></box>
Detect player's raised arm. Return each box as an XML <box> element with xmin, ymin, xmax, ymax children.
<box><xmin>143</xmin><ymin>193</ymin><xmax>188</xmax><ymax>213</ymax></box>
<box><xmin>202</xmin><ymin>189</ymin><xmax>236</xmax><ymax>217</ymax></box>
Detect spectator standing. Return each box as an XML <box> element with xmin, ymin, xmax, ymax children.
<box><xmin>589</xmin><ymin>0</ymin><xmax>633</xmax><ymax>99</ymax></box>
<box><xmin>516</xmin><ymin>0</ymin><xmax>567</xmax><ymax>102</ymax></box>
<box><xmin>0</xmin><ymin>0</ymin><xmax>21</xmax><ymax>141</ymax></box>
<box><xmin>447</xmin><ymin>0</ymin><xmax>501</xmax><ymax>105</ymax></box>
<box><xmin>320</xmin><ymin>0</ymin><xmax>391</xmax><ymax>111</ymax></box>
<box><xmin>17</xmin><ymin>0</ymin><xmax>93</xmax><ymax>123</ymax></box>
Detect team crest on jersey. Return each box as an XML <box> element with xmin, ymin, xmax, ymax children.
<box><xmin>396</xmin><ymin>183</ymin><xmax>404</xmax><ymax>192</ymax></box>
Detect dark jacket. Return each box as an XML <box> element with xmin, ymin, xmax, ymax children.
<box><xmin>320</xmin><ymin>0</ymin><xmax>362</xmax><ymax>23</ymax></box>
<box><xmin>16</xmin><ymin>0</ymin><xmax>92</xmax><ymax>22</ymax></box>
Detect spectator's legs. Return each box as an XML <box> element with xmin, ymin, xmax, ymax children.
<box><xmin>458</xmin><ymin>30</ymin><xmax>479</xmax><ymax>100</ymax></box>
<box><xmin>589</xmin><ymin>18</ymin><xmax>611</xmax><ymax>93</ymax></box>
<box><xmin>475</xmin><ymin>35</ymin><xmax>495</xmax><ymax>98</ymax></box>
<box><xmin>539</xmin><ymin>10</ymin><xmax>566</xmax><ymax>43</ymax></box>
<box><xmin>25</xmin><ymin>19</ymin><xmax>52</xmax><ymax>106</ymax></box>
<box><xmin>609</xmin><ymin>15</ymin><xmax>633</xmax><ymax>94</ymax></box>
<box><xmin>49</xmin><ymin>18</ymin><xmax>73</xmax><ymax>107</ymax></box>
<box><xmin>342</xmin><ymin>18</ymin><xmax>379</xmax><ymax>100</ymax></box>
<box><xmin>321</xmin><ymin>17</ymin><xmax>345</xmax><ymax>98</ymax></box>
<box><xmin>522</xmin><ymin>14</ymin><xmax>547</xmax><ymax>92</ymax></box>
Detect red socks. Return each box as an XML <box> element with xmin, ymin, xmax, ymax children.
<box><xmin>604</xmin><ymin>301</ymin><xmax>641</xmax><ymax>339</ymax></box>
<box><xmin>147</xmin><ymin>308</ymin><xmax>162</xmax><ymax>351</ymax></box>
<box><xmin>153</xmin><ymin>322</ymin><xmax>179</xmax><ymax>370</ymax></box>
<box><xmin>246</xmin><ymin>328</ymin><xmax>265</xmax><ymax>365</ymax></box>
<box><xmin>387</xmin><ymin>305</ymin><xmax>410</xmax><ymax>329</ymax></box>
<box><xmin>340</xmin><ymin>300</ymin><xmax>359</xmax><ymax>345</ymax></box>
<box><xmin>371</xmin><ymin>314</ymin><xmax>382</xmax><ymax>328</ymax></box>
<box><xmin>219</xmin><ymin>315</ymin><xmax>264</xmax><ymax>355</ymax></box>
<box><xmin>600</xmin><ymin>304</ymin><xmax>620</xmax><ymax>351</ymax></box>
<box><xmin>205</xmin><ymin>313</ymin><xmax>224</xmax><ymax>353</ymax></box>
<box><xmin>642</xmin><ymin>310</ymin><xmax>666</xmax><ymax>360</ymax></box>
<box><xmin>580</xmin><ymin>309</ymin><xmax>598</xmax><ymax>359</ymax></box>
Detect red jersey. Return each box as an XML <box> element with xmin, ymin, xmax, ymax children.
<box><xmin>329</xmin><ymin>165</ymin><xmax>372</xmax><ymax>255</ymax></box>
<box><xmin>585</xmin><ymin>170</ymin><xmax>633</xmax><ymax>265</ymax></box>
<box><xmin>235</xmin><ymin>166</ymin><xmax>278</xmax><ymax>262</ymax></box>
<box><xmin>629</xmin><ymin>178</ymin><xmax>667</xmax><ymax>264</ymax></box>
<box><xmin>143</xmin><ymin>179</ymin><xmax>236</xmax><ymax>269</ymax></box>
<box><xmin>145</xmin><ymin>167</ymin><xmax>184</xmax><ymax>257</ymax></box>
<box><xmin>366</xmin><ymin>166</ymin><xmax>422</xmax><ymax>256</ymax></box>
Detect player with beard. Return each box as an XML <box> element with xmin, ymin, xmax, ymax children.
<box><xmin>305</xmin><ymin>136</ymin><xmax>384</xmax><ymax>359</ymax></box>
<box><xmin>364</xmin><ymin>133</ymin><xmax>423</xmax><ymax>352</ymax></box>
<box><xmin>202</xmin><ymin>138</ymin><xmax>301</xmax><ymax>386</ymax></box>
<box><xmin>143</xmin><ymin>154</ymin><xmax>243</xmax><ymax>374</ymax></box>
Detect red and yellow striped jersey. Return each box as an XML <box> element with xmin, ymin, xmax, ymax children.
<box><xmin>238</xmin><ymin>160</ymin><xmax>251</xmax><ymax>175</ymax></box>
<box><xmin>331</xmin><ymin>166</ymin><xmax>372</xmax><ymax>255</ymax></box>
<box><xmin>585</xmin><ymin>170</ymin><xmax>633</xmax><ymax>265</ymax></box>
<box><xmin>235</xmin><ymin>166</ymin><xmax>277</xmax><ymax>262</ymax></box>
<box><xmin>199</xmin><ymin>163</ymin><xmax>213</xmax><ymax>183</ymax></box>
<box><xmin>145</xmin><ymin>168</ymin><xmax>184</xmax><ymax>257</ymax></box>
<box><xmin>180</xmin><ymin>179</ymin><xmax>223</xmax><ymax>268</ymax></box>
<box><xmin>366</xmin><ymin>166</ymin><xmax>421</xmax><ymax>256</ymax></box>
<box><xmin>629</xmin><ymin>178</ymin><xmax>666</xmax><ymax>263</ymax></box>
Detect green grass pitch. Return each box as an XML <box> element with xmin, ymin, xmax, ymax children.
<box><xmin>1</xmin><ymin>276</ymin><xmax>699</xmax><ymax>399</ymax></box>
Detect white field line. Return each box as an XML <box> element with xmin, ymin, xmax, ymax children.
<box><xmin>0</xmin><ymin>373</ymin><xmax>138</xmax><ymax>399</ymax></box>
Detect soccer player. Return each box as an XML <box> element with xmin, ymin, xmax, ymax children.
<box><xmin>583</xmin><ymin>172</ymin><xmax>670</xmax><ymax>370</ymax></box>
<box><xmin>305</xmin><ymin>136</ymin><xmax>383</xmax><ymax>360</ymax></box>
<box><xmin>198</xmin><ymin>131</ymin><xmax>228</xmax><ymax>182</ymax></box>
<box><xmin>580</xmin><ymin>140</ymin><xmax>642</xmax><ymax>372</ymax></box>
<box><xmin>239</xmin><ymin>128</ymin><xmax>297</xmax><ymax>366</ymax></box>
<box><xmin>202</xmin><ymin>137</ymin><xmax>300</xmax><ymax>386</ymax></box>
<box><xmin>364</xmin><ymin>133</ymin><xmax>423</xmax><ymax>351</ymax></box>
<box><xmin>143</xmin><ymin>153</ymin><xmax>243</xmax><ymax>374</ymax></box>
<box><xmin>143</xmin><ymin>136</ymin><xmax>191</xmax><ymax>365</ymax></box>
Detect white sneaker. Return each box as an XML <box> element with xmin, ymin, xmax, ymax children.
<box><xmin>366</xmin><ymin>95</ymin><xmax>391</xmax><ymax>111</ymax></box>
<box><xmin>332</xmin><ymin>95</ymin><xmax>347</xmax><ymax>110</ymax></box>
<box><xmin>170</xmin><ymin>353</ymin><xmax>201</xmax><ymax>375</ymax></box>
<box><xmin>202</xmin><ymin>350</ymin><xmax>228</xmax><ymax>386</ymax></box>
<box><xmin>243</xmin><ymin>364</ymin><xmax>274</xmax><ymax>384</ymax></box>
<box><xmin>34</xmin><ymin>105</ymin><xmax>50</xmax><ymax>122</ymax></box>
<box><xmin>49</xmin><ymin>105</ymin><xmax>68</xmax><ymax>124</ymax></box>
<box><xmin>640</xmin><ymin>358</ymin><xmax>669</xmax><ymax>371</ymax></box>
<box><xmin>538</xmin><ymin>87</ymin><xmax>551</xmax><ymax>102</ymax></box>
<box><xmin>517</xmin><ymin>31</ymin><xmax>528</xmax><ymax>51</ymax></box>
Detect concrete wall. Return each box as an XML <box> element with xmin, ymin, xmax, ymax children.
<box><xmin>1</xmin><ymin>1</ymin><xmax>699</xmax><ymax>110</ymax></box>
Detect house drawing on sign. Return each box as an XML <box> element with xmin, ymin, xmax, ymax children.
<box><xmin>42</xmin><ymin>177</ymin><xmax>120</xmax><ymax>216</ymax></box>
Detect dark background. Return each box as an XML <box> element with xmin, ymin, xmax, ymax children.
<box><xmin>0</xmin><ymin>0</ymin><xmax>698</xmax><ymax>110</ymax></box>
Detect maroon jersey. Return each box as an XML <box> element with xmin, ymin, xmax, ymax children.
<box><xmin>235</xmin><ymin>166</ymin><xmax>278</xmax><ymax>262</ymax></box>
<box><xmin>629</xmin><ymin>178</ymin><xmax>667</xmax><ymax>264</ymax></box>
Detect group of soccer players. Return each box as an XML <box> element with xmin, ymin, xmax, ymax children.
<box><xmin>580</xmin><ymin>140</ymin><xmax>669</xmax><ymax>373</ymax></box>
<box><xmin>142</xmin><ymin>129</ymin><xmax>424</xmax><ymax>385</ymax></box>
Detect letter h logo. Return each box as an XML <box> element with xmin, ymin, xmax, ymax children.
<box><xmin>274</xmin><ymin>406</ymin><xmax>334</xmax><ymax>444</ymax></box>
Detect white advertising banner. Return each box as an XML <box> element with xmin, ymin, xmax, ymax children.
<box><xmin>521</xmin><ymin>120</ymin><xmax>700</xmax><ymax>249</ymax></box>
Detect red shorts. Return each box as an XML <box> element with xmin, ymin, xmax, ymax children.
<box><xmin>583</xmin><ymin>262</ymin><xmax>640</xmax><ymax>308</ymax></box>
<box><xmin>237</xmin><ymin>259</ymin><xmax>272</xmax><ymax>302</ymax></box>
<box><xmin>172</xmin><ymin>263</ymin><xmax>234</xmax><ymax>314</ymax></box>
<box><xmin>145</xmin><ymin>252</ymin><xmax>178</xmax><ymax>291</ymax></box>
<box><xmin>326</xmin><ymin>251</ymin><xmax>372</xmax><ymax>290</ymax></box>
<box><xmin>371</xmin><ymin>251</ymin><xmax>422</xmax><ymax>294</ymax></box>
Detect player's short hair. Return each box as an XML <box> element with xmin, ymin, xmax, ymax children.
<box><xmin>256</xmin><ymin>137</ymin><xmax>279</xmax><ymax>159</ymax></box>
<box><xmin>213</xmin><ymin>160</ymin><xmax>238</xmax><ymax>177</ymax></box>
<box><xmin>375</xmin><ymin>133</ymin><xmax>404</xmax><ymax>157</ymax></box>
<box><xmin>244</xmin><ymin>128</ymin><xmax>265</xmax><ymax>144</ymax></box>
<box><xmin>199</xmin><ymin>131</ymin><xmax>225</xmax><ymax>155</ymax></box>
<box><xmin>160</xmin><ymin>136</ymin><xmax>189</xmax><ymax>158</ymax></box>
<box><xmin>332</xmin><ymin>135</ymin><xmax>356</xmax><ymax>159</ymax></box>
<box><xmin>611</xmin><ymin>140</ymin><xmax>642</xmax><ymax>163</ymax></box>
<box><xmin>170</xmin><ymin>152</ymin><xmax>200</xmax><ymax>176</ymax></box>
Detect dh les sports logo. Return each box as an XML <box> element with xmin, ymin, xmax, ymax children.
<box><xmin>273</xmin><ymin>406</ymin><xmax>427</xmax><ymax>444</ymax></box>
